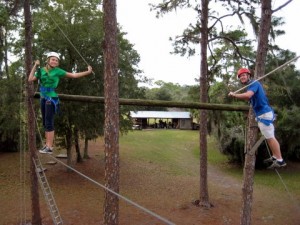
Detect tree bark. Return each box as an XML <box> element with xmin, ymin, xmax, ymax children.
<box><xmin>24</xmin><ymin>0</ymin><xmax>42</xmax><ymax>224</ymax></box>
<box><xmin>83</xmin><ymin>137</ymin><xmax>90</xmax><ymax>159</ymax></box>
<box><xmin>74</xmin><ymin>128</ymin><xmax>82</xmax><ymax>163</ymax></box>
<box><xmin>66</xmin><ymin>128</ymin><xmax>73</xmax><ymax>172</ymax></box>
<box><xmin>240</xmin><ymin>1</ymin><xmax>272</xmax><ymax>224</ymax></box>
<box><xmin>199</xmin><ymin>0</ymin><xmax>211</xmax><ymax>208</ymax></box>
<box><xmin>103</xmin><ymin>0</ymin><xmax>120</xmax><ymax>224</ymax></box>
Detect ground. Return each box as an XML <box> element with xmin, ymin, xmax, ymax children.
<box><xmin>1</xmin><ymin>138</ymin><xmax>299</xmax><ymax>225</ymax></box>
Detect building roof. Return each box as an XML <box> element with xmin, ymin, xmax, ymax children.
<box><xmin>130</xmin><ymin>111</ymin><xmax>191</xmax><ymax>119</ymax></box>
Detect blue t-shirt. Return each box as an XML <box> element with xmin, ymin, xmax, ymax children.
<box><xmin>247</xmin><ymin>80</ymin><xmax>272</xmax><ymax>117</ymax></box>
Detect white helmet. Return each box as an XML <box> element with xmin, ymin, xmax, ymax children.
<box><xmin>46</xmin><ymin>52</ymin><xmax>60</xmax><ymax>60</ymax></box>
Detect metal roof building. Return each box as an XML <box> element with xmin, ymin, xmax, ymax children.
<box><xmin>130</xmin><ymin>111</ymin><xmax>193</xmax><ymax>130</ymax></box>
<box><xmin>130</xmin><ymin>111</ymin><xmax>191</xmax><ymax>119</ymax></box>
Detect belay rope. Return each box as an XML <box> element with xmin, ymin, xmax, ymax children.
<box><xmin>233</xmin><ymin>55</ymin><xmax>300</xmax><ymax>94</ymax></box>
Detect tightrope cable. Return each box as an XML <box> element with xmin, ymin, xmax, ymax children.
<box><xmin>46</xmin><ymin>154</ymin><xmax>176</xmax><ymax>225</ymax></box>
<box><xmin>29</xmin><ymin>98</ymin><xmax>175</xmax><ymax>225</ymax></box>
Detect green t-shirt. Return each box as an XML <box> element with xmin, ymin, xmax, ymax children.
<box><xmin>35</xmin><ymin>67</ymin><xmax>67</xmax><ymax>97</ymax></box>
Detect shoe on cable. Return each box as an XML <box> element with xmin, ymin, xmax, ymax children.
<box><xmin>263</xmin><ymin>156</ymin><xmax>276</xmax><ymax>164</ymax></box>
<box><xmin>267</xmin><ymin>160</ymin><xmax>287</xmax><ymax>169</ymax></box>
<box><xmin>39</xmin><ymin>146</ymin><xmax>53</xmax><ymax>154</ymax></box>
<box><xmin>39</xmin><ymin>145</ymin><xmax>47</xmax><ymax>152</ymax></box>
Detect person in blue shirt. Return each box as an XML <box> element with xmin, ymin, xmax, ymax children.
<box><xmin>228</xmin><ymin>68</ymin><xmax>286</xmax><ymax>169</ymax></box>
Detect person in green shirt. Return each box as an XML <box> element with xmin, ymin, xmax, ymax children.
<box><xmin>28</xmin><ymin>52</ymin><xmax>92</xmax><ymax>154</ymax></box>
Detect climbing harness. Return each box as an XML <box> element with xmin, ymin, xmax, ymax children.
<box><xmin>41</xmin><ymin>97</ymin><xmax>60</xmax><ymax>114</ymax></box>
<box><xmin>39</xmin><ymin>86</ymin><xmax>55</xmax><ymax>92</ymax></box>
<box><xmin>39</xmin><ymin>86</ymin><xmax>60</xmax><ymax>114</ymax></box>
<box><xmin>256</xmin><ymin>110</ymin><xmax>275</xmax><ymax>126</ymax></box>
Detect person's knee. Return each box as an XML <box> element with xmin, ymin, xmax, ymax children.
<box><xmin>44</xmin><ymin>122</ymin><xmax>54</xmax><ymax>131</ymax></box>
<box><xmin>45</xmin><ymin>127</ymin><xmax>54</xmax><ymax>132</ymax></box>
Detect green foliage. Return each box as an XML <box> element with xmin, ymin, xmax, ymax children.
<box><xmin>0</xmin><ymin>76</ymin><xmax>23</xmax><ymax>151</ymax></box>
<box><xmin>276</xmin><ymin>106</ymin><xmax>300</xmax><ymax>160</ymax></box>
<box><xmin>144</xmin><ymin>81</ymin><xmax>193</xmax><ymax>111</ymax></box>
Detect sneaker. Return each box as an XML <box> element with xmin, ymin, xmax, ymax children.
<box><xmin>39</xmin><ymin>145</ymin><xmax>47</xmax><ymax>152</ymax></box>
<box><xmin>39</xmin><ymin>146</ymin><xmax>53</xmax><ymax>154</ymax></box>
<box><xmin>267</xmin><ymin>160</ymin><xmax>287</xmax><ymax>169</ymax></box>
<box><xmin>263</xmin><ymin>156</ymin><xmax>276</xmax><ymax>164</ymax></box>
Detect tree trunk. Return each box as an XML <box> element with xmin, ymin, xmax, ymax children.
<box><xmin>66</xmin><ymin>128</ymin><xmax>73</xmax><ymax>172</ymax></box>
<box><xmin>103</xmin><ymin>0</ymin><xmax>120</xmax><ymax>224</ymax></box>
<box><xmin>83</xmin><ymin>137</ymin><xmax>90</xmax><ymax>159</ymax></box>
<box><xmin>24</xmin><ymin>0</ymin><xmax>42</xmax><ymax>224</ymax></box>
<box><xmin>240</xmin><ymin>110</ymin><xmax>258</xmax><ymax>225</ymax></box>
<box><xmin>74</xmin><ymin>128</ymin><xmax>82</xmax><ymax>163</ymax></box>
<box><xmin>199</xmin><ymin>0</ymin><xmax>211</xmax><ymax>208</ymax></box>
<box><xmin>240</xmin><ymin>1</ymin><xmax>272</xmax><ymax>224</ymax></box>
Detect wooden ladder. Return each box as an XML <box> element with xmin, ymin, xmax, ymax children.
<box><xmin>33</xmin><ymin>156</ymin><xmax>63</xmax><ymax>225</ymax></box>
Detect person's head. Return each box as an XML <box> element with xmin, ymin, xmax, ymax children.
<box><xmin>237</xmin><ymin>68</ymin><xmax>252</xmax><ymax>84</ymax></box>
<box><xmin>46</xmin><ymin>52</ymin><xmax>60</xmax><ymax>68</ymax></box>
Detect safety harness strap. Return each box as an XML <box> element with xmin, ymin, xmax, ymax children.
<box><xmin>256</xmin><ymin>110</ymin><xmax>275</xmax><ymax>126</ymax></box>
<box><xmin>39</xmin><ymin>86</ymin><xmax>60</xmax><ymax>114</ymax></box>
<box><xmin>41</xmin><ymin>96</ymin><xmax>60</xmax><ymax>114</ymax></box>
<box><xmin>40</xmin><ymin>86</ymin><xmax>55</xmax><ymax>92</ymax></box>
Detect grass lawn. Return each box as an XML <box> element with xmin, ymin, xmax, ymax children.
<box><xmin>121</xmin><ymin>129</ymin><xmax>300</xmax><ymax>197</ymax></box>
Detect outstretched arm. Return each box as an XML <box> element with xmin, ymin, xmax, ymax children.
<box><xmin>228</xmin><ymin>90</ymin><xmax>254</xmax><ymax>100</ymax></box>
<box><xmin>65</xmin><ymin>65</ymin><xmax>93</xmax><ymax>78</ymax></box>
<box><xmin>28</xmin><ymin>60</ymin><xmax>40</xmax><ymax>82</ymax></box>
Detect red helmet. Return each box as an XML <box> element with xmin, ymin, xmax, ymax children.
<box><xmin>237</xmin><ymin>68</ymin><xmax>251</xmax><ymax>78</ymax></box>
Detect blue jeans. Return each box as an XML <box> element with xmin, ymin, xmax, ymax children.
<box><xmin>40</xmin><ymin>98</ymin><xmax>57</xmax><ymax>132</ymax></box>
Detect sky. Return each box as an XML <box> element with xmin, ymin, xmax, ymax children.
<box><xmin>117</xmin><ymin>0</ymin><xmax>300</xmax><ymax>87</ymax></box>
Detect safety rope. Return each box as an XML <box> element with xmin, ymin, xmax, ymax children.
<box><xmin>234</xmin><ymin>55</ymin><xmax>300</xmax><ymax>94</ymax></box>
<box><xmin>46</xmin><ymin>10</ymin><xmax>94</xmax><ymax>75</ymax></box>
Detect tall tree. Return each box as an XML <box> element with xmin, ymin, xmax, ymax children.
<box><xmin>240</xmin><ymin>1</ymin><xmax>292</xmax><ymax>224</ymax></box>
<box><xmin>198</xmin><ymin>0</ymin><xmax>211</xmax><ymax>207</ymax></box>
<box><xmin>103</xmin><ymin>0</ymin><xmax>119</xmax><ymax>224</ymax></box>
<box><xmin>24</xmin><ymin>0</ymin><xmax>42</xmax><ymax>224</ymax></box>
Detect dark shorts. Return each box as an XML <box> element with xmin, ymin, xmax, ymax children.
<box><xmin>40</xmin><ymin>97</ymin><xmax>58</xmax><ymax>132</ymax></box>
